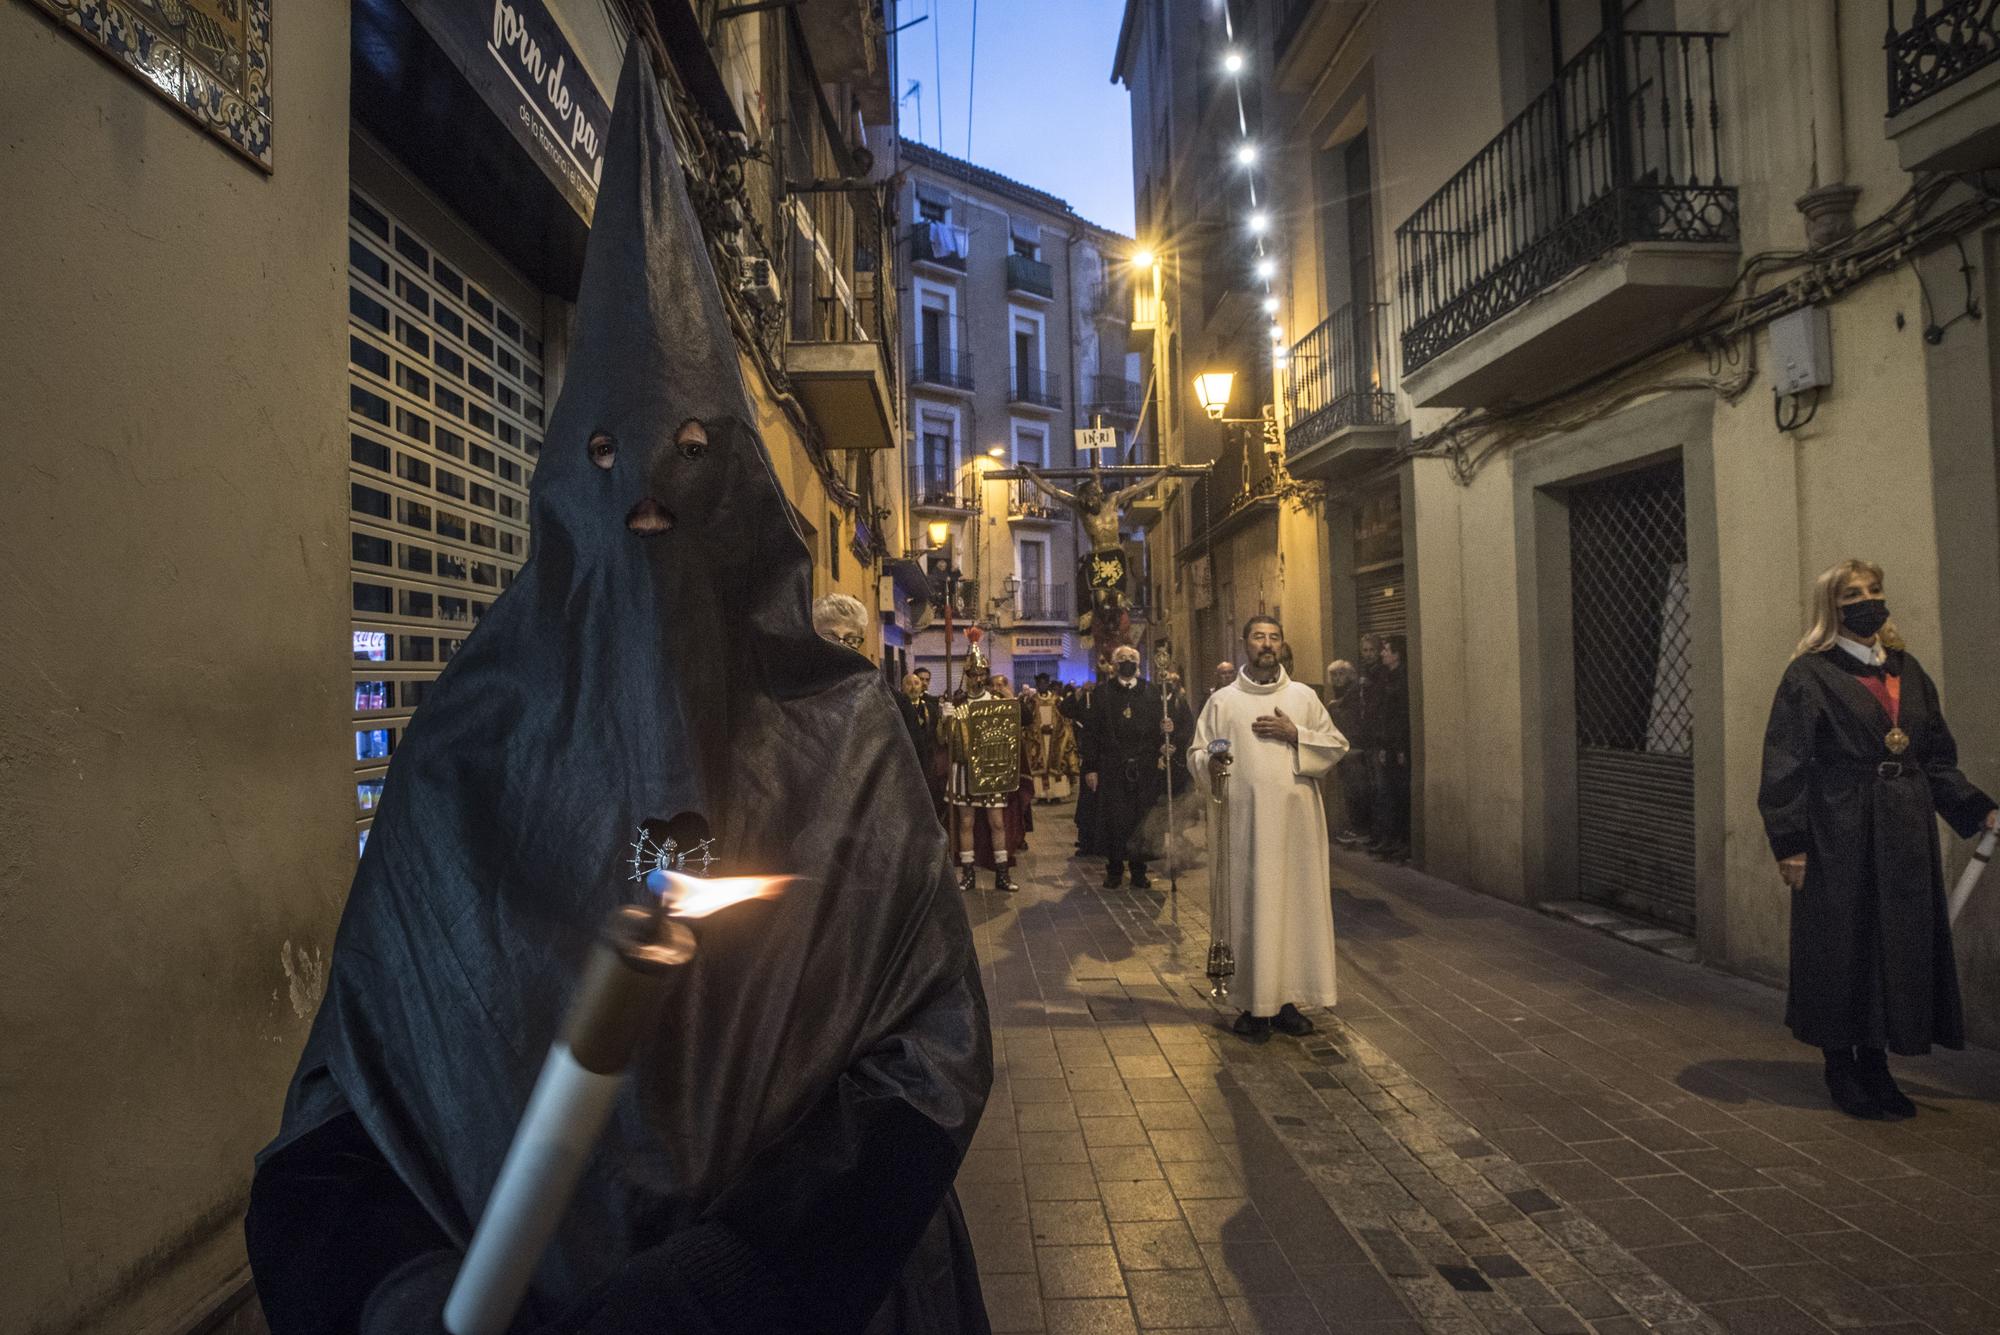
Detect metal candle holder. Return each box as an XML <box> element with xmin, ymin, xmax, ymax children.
<box><xmin>1204</xmin><ymin>738</ymin><xmax>1235</xmax><ymax>998</ymax></box>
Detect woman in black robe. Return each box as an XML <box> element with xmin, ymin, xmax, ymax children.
<box><xmin>1759</xmin><ymin>559</ymin><xmax>1996</xmax><ymax>1120</ymax></box>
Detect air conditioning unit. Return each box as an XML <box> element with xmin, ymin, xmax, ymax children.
<box><xmin>737</xmin><ymin>256</ymin><xmax>782</xmax><ymax>310</ymax></box>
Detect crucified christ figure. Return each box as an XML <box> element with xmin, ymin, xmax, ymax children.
<box><xmin>1016</xmin><ymin>464</ymin><xmax>1171</xmax><ymax>554</ymax></box>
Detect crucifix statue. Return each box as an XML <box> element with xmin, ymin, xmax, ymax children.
<box><xmin>1015</xmin><ymin>463</ymin><xmax>1171</xmax><ymax>556</ymax></box>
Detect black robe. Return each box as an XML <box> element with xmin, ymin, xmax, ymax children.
<box><xmin>245</xmin><ymin>51</ymin><xmax>990</xmax><ymax>1335</ymax></box>
<box><xmin>1759</xmin><ymin>647</ymin><xmax>1995</xmax><ymax>1055</ymax></box>
<box><xmin>1080</xmin><ymin>680</ymin><xmax>1192</xmax><ymax>866</ymax></box>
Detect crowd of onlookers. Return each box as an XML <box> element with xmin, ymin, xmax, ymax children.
<box><xmin>1323</xmin><ymin>632</ymin><xmax>1411</xmax><ymax>863</ymax></box>
<box><xmin>810</xmin><ymin>590</ymin><xmax>1410</xmax><ymax>868</ymax></box>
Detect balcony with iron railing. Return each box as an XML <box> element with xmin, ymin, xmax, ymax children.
<box><xmin>1087</xmin><ymin>280</ymin><xmax>1130</xmax><ymax>327</ymax></box>
<box><xmin>1281</xmin><ymin>301</ymin><xmax>1401</xmax><ymax>478</ymax></box>
<box><xmin>1886</xmin><ymin>0</ymin><xmax>2000</xmax><ymax>171</ymax></box>
<box><xmin>910</xmin><ymin>221</ymin><xmax>970</xmax><ymax>273</ymax></box>
<box><xmin>1394</xmin><ymin>27</ymin><xmax>1739</xmax><ymax>408</ymax></box>
<box><xmin>1087</xmin><ymin>375</ymin><xmax>1143</xmax><ymax>420</ymax></box>
<box><xmin>1006</xmin><ymin>252</ymin><xmax>1056</xmax><ymax>300</ymax></box>
<box><xmin>1005</xmin><ymin>483</ymin><xmax>1062</xmax><ymax>524</ymax></box>
<box><xmin>777</xmin><ymin>29</ymin><xmax>897</xmax><ymax>451</ymax></box>
<box><xmin>908</xmin><ymin>465</ymin><xmax>977</xmax><ymax>513</ymax></box>
<box><xmin>911</xmin><ymin>344</ymin><xmax>975</xmax><ymax>395</ymax></box>
<box><xmin>1012</xmin><ymin>583</ymin><xmax>1072</xmax><ymax>623</ymax></box>
<box><xmin>1009</xmin><ymin>366</ymin><xmax>1064</xmax><ymax>412</ymax></box>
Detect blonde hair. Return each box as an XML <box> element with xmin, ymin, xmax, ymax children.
<box><xmin>1793</xmin><ymin>558</ymin><xmax>1905</xmax><ymax>659</ymax></box>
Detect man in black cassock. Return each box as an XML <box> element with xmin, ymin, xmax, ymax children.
<box><xmin>244</xmin><ymin>51</ymin><xmax>990</xmax><ymax>1334</ymax></box>
<box><xmin>1081</xmin><ymin>646</ymin><xmax>1192</xmax><ymax>889</ymax></box>
<box><xmin>1760</xmin><ymin>564</ymin><xmax>1995</xmax><ymax>1119</ymax></box>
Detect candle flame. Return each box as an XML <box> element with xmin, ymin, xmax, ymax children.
<box><xmin>657</xmin><ymin>869</ymin><xmax>792</xmax><ymax>919</ymax></box>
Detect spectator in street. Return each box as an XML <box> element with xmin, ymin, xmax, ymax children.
<box><xmin>1213</xmin><ymin>661</ymin><xmax>1236</xmax><ymax>692</ymax></box>
<box><xmin>810</xmin><ymin>592</ymin><xmax>868</xmax><ymax>653</ymax></box>
<box><xmin>1759</xmin><ymin>558</ymin><xmax>1997</xmax><ymax>1120</ymax></box>
<box><xmin>899</xmin><ymin>672</ymin><xmax>938</xmax><ymax>780</ymax></box>
<box><xmin>1081</xmin><ymin>646</ymin><xmax>1190</xmax><ymax>890</ymax></box>
<box><xmin>1349</xmin><ymin>635</ymin><xmax>1382</xmax><ymax>847</ymax></box>
<box><xmin>1371</xmin><ymin>635</ymin><xmax>1411</xmax><ymax>862</ymax></box>
<box><xmin>1324</xmin><ymin>660</ymin><xmax>1369</xmax><ymax>847</ymax></box>
<box><xmin>1189</xmin><ymin>617</ymin><xmax>1348</xmax><ymax>1042</ymax></box>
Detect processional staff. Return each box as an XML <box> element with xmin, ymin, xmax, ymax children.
<box><xmin>1204</xmin><ymin>738</ymin><xmax>1235</xmax><ymax>998</ymax></box>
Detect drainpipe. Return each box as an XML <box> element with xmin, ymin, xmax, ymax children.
<box><xmin>1796</xmin><ymin>0</ymin><xmax>1859</xmax><ymax>247</ymax></box>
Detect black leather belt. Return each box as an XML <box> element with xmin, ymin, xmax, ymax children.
<box><xmin>1827</xmin><ymin>760</ymin><xmax>1919</xmax><ymax>780</ymax></box>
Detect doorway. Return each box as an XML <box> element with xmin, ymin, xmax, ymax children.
<box><xmin>1568</xmin><ymin>459</ymin><xmax>1695</xmax><ymax>928</ymax></box>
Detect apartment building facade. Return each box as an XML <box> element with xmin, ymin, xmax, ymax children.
<box><xmin>1121</xmin><ymin>0</ymin><xmax>2000</xmax><ymax>1040</ymax></box>
<box><xmin>898</xmin><ymin>142</ymin><xmax>1147</xmax><ymax>686</ymax></box>
<box><xmin>1</xmin><ymin>3</ymin><xmax>899</xmax><ymax>1330</ymax></box>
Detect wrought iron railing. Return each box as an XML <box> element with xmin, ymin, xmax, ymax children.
<box><xmin>1282</xmin><ymin>302</ymin><xmax>1398</xmax><ymax>455</ymax></box>
<box><xmin>1014</xmin><ymin>583</ymin><xmax>1072</xmax><ymax>622</ymax></box>
<box><xmin>1010</xmin><ymin>366</ymin><xmax>1064</xmax><ymax>409</ymax></box>
<box><xmin>1087</xmin><ymin>280</ymin><xmax>1129</xmax><ymax>325</ymax></box>
<box><xmin>1395</xmin><ymin>28</ymin><xmax>1736</xmax><ymax>375</ymax></box>
<box><xmin>908</xmin><ymin>466</ymin><xmax>975</xmax><ymax>510</ymax></box>
<box><xmin>1006</xmin><ymin>253</ymin><xmax>1055</xmax><ymax>299</ymax></box>
<box><xmin>1887</xmin><ymin>0</ymin><xmax>2000</xmax><ymax>114</ymax></box>
<box><xmin>1088</xmin><ymin>375</ymin><xmax>1143</xmax><ymax>418</ymax></box>
<box><xmin>773</xmin><ymin>20</ymin><xmax>895</xmax><ymax>385</ymax></box>
<box><xmin>1006</xmin><ymin>484</ymin><xmax>1061</xmax><ymax>520</ymax></box>
<box><xmin>912</xmin><ymin>345</ymin><xmax>974</xmax><ymax>392</ymax></box>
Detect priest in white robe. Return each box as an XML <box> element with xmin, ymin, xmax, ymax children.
<box><xmin>1189</xmin><ymin>615</ymin><xmax>1348</xmax><ymax>1041</ymax></box>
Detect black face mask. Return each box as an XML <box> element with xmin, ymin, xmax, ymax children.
<box><xmin>1117</xmin><ymin>661</ymin><xmax>1139</xmax><ymax>679</ymax></box>
<box><xmin>1841</xmin><ymin>599</ymin><xmax>1890</xmax><ymax>638</ymax></box>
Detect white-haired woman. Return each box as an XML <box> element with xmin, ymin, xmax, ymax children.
<box><xmin>1759</xmin><ymin>559</ymin><xmax>1996</xmax><ymax>1120</ymax></box>
<box><xmin>810</xmin><ymin>592</ymin><xmax>869</xmax><ymax>652</ymax></box>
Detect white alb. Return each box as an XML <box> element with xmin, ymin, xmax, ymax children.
<box><xmin>1188</xmin><ymin>668</ymin><xmax>1349</xmax><ymax>1015</ymax></box>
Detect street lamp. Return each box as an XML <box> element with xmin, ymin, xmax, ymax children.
<box><xmin>1193</xmin><ymin>371</ymin><xmax>1236</xmax><ymax>421</ymax></box>
<box><xmin>926</xmin><ymin>518</ymin><xmax>951</xmax><ymax>549</ymax></box>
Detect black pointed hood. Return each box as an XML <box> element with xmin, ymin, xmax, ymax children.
<box><xmin>252</xmin><ymin>48</ymin><xmax>989</xmax><ymax>1329</ymax></box>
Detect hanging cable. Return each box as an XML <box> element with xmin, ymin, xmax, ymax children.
<box><xmin>965</xmin><ymin>0</ymin><xmax>979</xmax><ymax>159</ymax></box>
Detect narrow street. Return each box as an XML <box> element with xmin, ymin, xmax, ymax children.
<box><xmin>959</xmin><ymin>802</ymin><xmax>2000</xmax><ymax>1335</ymax></box>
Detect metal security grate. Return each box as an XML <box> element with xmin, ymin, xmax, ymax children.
<box><xmin>1570</xmin><ymin>460</ymin><xmax>1695</xmax><ymax>927</ymax></box>
<box><xmin>348</xmin><ymin>188</ymin><xmax>545</xmax><ymax>858</ymax></box>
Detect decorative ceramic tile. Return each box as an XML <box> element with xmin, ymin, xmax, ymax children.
<box><xmin>28</xmin><ymin>0</ymin><xmax>273</xmax><ymax>171</ymax></box>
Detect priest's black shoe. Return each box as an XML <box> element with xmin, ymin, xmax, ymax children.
<box><xmin>1272</xmin><ymin>1003</ymin><xmax>1314</xmax><ymax>1037</ymax></box>
<box><xmin>1856</xmin><ymin>1048</ymin><xmax>1916</xmax><ymax>1119</ymax></box>
<box><xmin>958</xmin><ymin>865</ymin><xmax>978</xmax><ymax>894</ymax></box>
<box><xmin>1822</xmin><ymin>1049</ymin><xmax>1886</xmax><ymax>1120</ymax></box>
<box><xmin>1129</xmin><ymin>865</ymin><xmax>1152</xmax><ymax>890</ymax></box>
<box><xmin>1231</xmin><ymin>1011</ymin><xmax>1272</xmax><ymax>1043</ymax></box>
<box><xmin>1102</xmin><ymin>863</ymin><xmax>1124</xmax><ymax>889</ymax></box>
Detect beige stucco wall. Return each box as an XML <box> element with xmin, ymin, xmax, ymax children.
<box><xmin>1264</xmin><ymin>0</ymin><xmax>2000</xmax><ymax>1038</ymax></box>
<box><xmin>0</xmin><ymin>7</ymin><xmax>354</xmax><ymax>1333</ymax></box>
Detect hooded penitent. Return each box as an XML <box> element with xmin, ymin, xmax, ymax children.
<box><xmin>247</xmin><ymin>49</ymin><xmax>991</xmax><ymax>1335</ymax></box>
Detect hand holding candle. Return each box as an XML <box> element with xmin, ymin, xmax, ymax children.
<box><xmin>443</xmin><ymin>869</ymin><xmax>790</xmax><ymax>1335</ymax></box>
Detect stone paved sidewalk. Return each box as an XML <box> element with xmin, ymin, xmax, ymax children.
<box><xmin>958</xmin><ymin>801</ymin><xmax>2000</xmax><ymax>1335</ymax></box>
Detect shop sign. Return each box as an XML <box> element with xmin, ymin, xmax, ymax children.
<box><xmin>1012</xmin><ymin>634</ymin><xmax>1067</xmax><ymax>655</ymax></box>
<box><xmin>28</xmin><ymin>0</ymin><xmax>273</xmax><ymax>170</ymax></box>
<box><xmin>410</xmin><ymin>0</ymin><xmax>611</xmax><ymax>220</ymax></box>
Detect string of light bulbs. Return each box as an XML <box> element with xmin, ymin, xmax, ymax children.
<box><xmin>1218</xmin><ymin>6</ymin><xmax>1287</xmax><ymax>371</ymax></box>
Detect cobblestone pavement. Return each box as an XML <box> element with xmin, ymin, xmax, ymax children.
<box><xmin>958</xmin><ymin>800</ymin><xmax>2000</xmax><ymax>1335</ymax></box>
